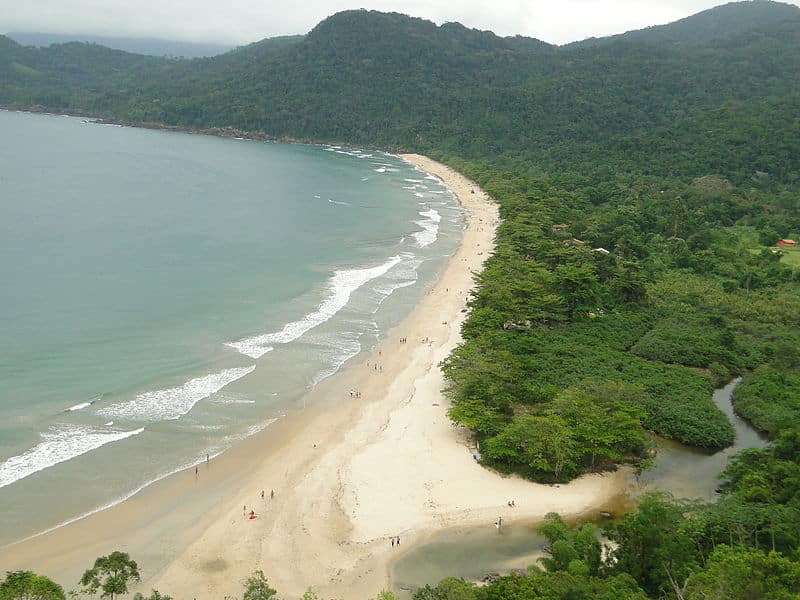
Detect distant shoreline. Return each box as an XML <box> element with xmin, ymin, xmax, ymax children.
<box><xmin>0</xmin><ymin>105</ymin><xmax>406</xmax><ymax>153</ymax></box>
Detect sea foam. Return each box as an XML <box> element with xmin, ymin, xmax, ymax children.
<box><xmin>227</xmin><ymin>256</ymin><xmax>403</xmax><ymax>359</ymax></box>
<box><xmin>412</xmin><ymin>208</ymin><xmax>441</xmax><ymax>248</ymax></box>
<box><xmin>97</xmin><ymin>366</ymin><xmax>256</xmax><ymax>421</ymax></box>
<box><xmin>0</xmin><ymin>425</ymin><xmax>144</xmax><ymax>490</ymax></box>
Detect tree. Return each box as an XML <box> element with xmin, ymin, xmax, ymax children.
<box><xmin>553</xmin><ymin>263</ymin><xmax>601</xmax><ymax>319</ymax></box>
<box><xmin>0</xmin><ymin>572</ymin><xmax>65</xmax><ymax>600</ymax></box>
<box><xmin>606</xmin><ymin>493</ymin><xmax>701</xmax><ymax>597</ymax></box>
<box><xmin>132</xmin><ymin>592</ymin><xmax>171</xmax><ymax>600</ymax></box>
<box><xmin>537</xmin><ymin>513</ymin><xmax>602</xmax><ymax>576</ymax></box>
<box><xmin>481</xmin><ymin>415</ymin><xmax>579</xmax><ymax>481</ymax></box>
<box><xmin>80</xmin><ymin>552</ymin><xmax>140</xmax><ymax>600</ymax></box>
<box><xmin>684</xmin><ymin>545</ymin><xmax>800</xmax><ymax>600</ymax></box>
<box><xmin>412</xmin><ymin>578</ymin><xmax>476</xmax><ymax>600</ymax></box>
<box><xmin>241</xmin><ymin>571</ymin><xmax>276</xmax><ymax>600</ymax></box>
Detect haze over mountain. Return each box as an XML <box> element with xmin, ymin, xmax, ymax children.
<box><xmin>5</xmin><ymin>32</ymin><xmax>234</xmax><ymax>57</ymax></box>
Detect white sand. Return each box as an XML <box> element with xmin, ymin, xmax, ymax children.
<box><xmin>0</xmin><ymin>154</ymin><xmax>630</xmax><ymax>599</ymax></box>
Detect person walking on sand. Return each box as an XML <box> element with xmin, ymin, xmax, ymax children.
<box><xmin>397</xmin><ymin>536</ymin><xmax>400</xmax><ymax>546</ymax></box>
<box><xmin>271</xmin><ymin>489</ymin><xmax>275</xmax><ymax>499</ymax></box>
<box><xmin>195</xmin><ymin>466</ymin><xmax>198</xmax><ymax>477</ymax></box>
<box><xmin>261</xmin><ymin>490</ymin><xmax>265</xmax><ymax>500</ymax></box>
<box><xmin>391</xmin><ymin>537</ymin><xmax>395</xmax><ymax>547</ymax></box>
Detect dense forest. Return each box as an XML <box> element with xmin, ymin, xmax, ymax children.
<box><xmin>2</xmin><ymin>1</ymin><xmax>800</xmax><ymax>598</ymax></box>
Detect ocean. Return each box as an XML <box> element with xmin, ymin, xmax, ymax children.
<box><xmin>0</xmin><ymin>110</ymin><xmax>461</xmax><ymax>545</ymax></box>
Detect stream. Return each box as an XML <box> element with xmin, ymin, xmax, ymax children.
<box><xmin>392</xmin><ymin>379</ymin><xmax>769</xmax><ymax>594</ymax></box>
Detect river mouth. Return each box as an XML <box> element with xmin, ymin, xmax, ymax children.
<box><xmin>634</xmin><ymin>378</ymin><xmax>769</xmax><ymax>501</ymax></box>
<box><xmin>392</xmin><ymin>522</ymin><xmax>548</xmax><ymax>594</ymax></box>
<box><xmin>392</xmin><ymin>378</ymin><xmax>769</xmax><ymax>594</ymax></box>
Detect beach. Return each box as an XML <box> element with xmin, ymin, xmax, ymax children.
<box><xmin>0</xmin><ymin>154</ymin><xmax>630</xmax><ymax>598</ymax></box>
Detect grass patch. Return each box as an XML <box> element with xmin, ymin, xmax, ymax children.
<box><xmin>776</xmin><ymin>246</ymin><xmax>800</xmax><ymax>269</ymax></box>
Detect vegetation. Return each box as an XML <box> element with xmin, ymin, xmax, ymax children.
<box><xmin>0</xmin><ymin>572</ymin><xmax>65</xmax><ymax>600</ymax></box>
<box><xmin>79</xmin><ymin>552</ymin><xmax>140</xmax><ymax>600</ymax></box>
<box><xmin>733</xmin><ymin>366</ymin><xmax>800</xmax><ymax>437</ymax></box>
<box><xmin>241</xmin><ymin>571</ymin><xmax>277</xmax><ymax>600</ymax></box>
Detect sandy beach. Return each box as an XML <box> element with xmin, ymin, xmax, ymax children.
<box><xmin>0</xmin><ymin>154</ymin><xmax>631</xmax><ymax>599</ymax></box>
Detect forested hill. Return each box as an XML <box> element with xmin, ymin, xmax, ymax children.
<box><xmin>573</xmin><ymin>0</ymin><xmax>800</xmax><ymax>46</ymax></box>
<box><xmin>2</xmin><ymin>2</ymin><xmax>800</xmax><ymax>176</ymax></box>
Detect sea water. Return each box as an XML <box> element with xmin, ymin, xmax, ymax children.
<box><xmin>0</xmin><ymin>110</ymin><xmax>461</xmax><ymax>544</ymax></box>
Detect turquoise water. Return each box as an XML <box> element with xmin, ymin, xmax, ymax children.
<box><xmin>0</xmin><ymin>110</ymin><xmax>461</xmax><ymax>544</ymax></box>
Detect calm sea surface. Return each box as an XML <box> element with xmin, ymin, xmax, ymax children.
<box><xmin>0</xmin><ymin>110</ymin><xmax>461</xmax><ymax>544</ymax></box>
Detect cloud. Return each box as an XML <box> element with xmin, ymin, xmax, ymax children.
<box><xmin>1</xmin><ymin>0</ymin><xmax>798</xmax><ymax>45</ymax></box>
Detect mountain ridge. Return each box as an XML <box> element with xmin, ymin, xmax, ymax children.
<box><xmin>1</xmin><ymin>0</ymin><xmax>799</xmax><ymax>182</ymax></box>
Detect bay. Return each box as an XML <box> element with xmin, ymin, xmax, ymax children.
<box><xmin>0</xmin><ymin>110</ymin><xmax>461</xmax><ymax>544</ymax></box>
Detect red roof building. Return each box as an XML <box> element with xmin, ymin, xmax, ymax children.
<box><xmin>776</xmin><ymin>239</ymin><xmax>796</xmax><ymax>247</ymax></box>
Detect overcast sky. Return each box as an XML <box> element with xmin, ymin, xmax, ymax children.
<box><xmin>2</xmin><ymin>0</ymin><xmax>799</xmax><ymax>45</ymax></box>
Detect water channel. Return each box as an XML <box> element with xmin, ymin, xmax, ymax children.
<box><xmin>392</xmin><ymin>379</ymin><xmax>769</xmax><ymax>594</ymax></box>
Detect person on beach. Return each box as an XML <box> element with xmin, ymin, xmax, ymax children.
<box><xmin>271</xmin><ymin>489</ymin><xmax>275</xmax><ymax>499</ymax></box>
<box><xmin>397</xmin><ymin>536</ymin><xmax>400</xmax><ymax>546</ymax></box>
<box><xmin>391</xmin><ymin>537</ymin><xmax>395</xmax><ymax>547</ymax></box>
<box><xmin>195</xmin><ymin>466</ymin><xmax>198</xmax><ymax>477</ymax></box>
<box><xmin>261</xmin><ymin>490</ymin><xmax>265</xmax><ymax>500</ymax></box>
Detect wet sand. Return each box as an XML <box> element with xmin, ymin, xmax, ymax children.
<box><xmin>0</xmin><ymin>154</ymin><xmax>631</xmax><ymax>599</ymax></box>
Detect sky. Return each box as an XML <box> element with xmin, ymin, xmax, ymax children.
<box><xmin>1</xmin><ymin>0</ymin><xmax>799</xmax><ymax>46</ymax></box>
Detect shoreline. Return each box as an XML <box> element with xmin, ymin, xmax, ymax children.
<box><xmin>0</xmin><ymin>105</ymin><xmax>404</xmax><ymax>153</ymax></box>
<box><xmin>0</xmin><ymin>154</ymin><xmax>631</xmax><ymax>599</ymax></box>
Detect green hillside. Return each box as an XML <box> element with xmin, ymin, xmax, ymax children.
<box><xmin>2</xmin><ymin>3</ymin><xmax>800</xmax><ymax>596</ymax></box>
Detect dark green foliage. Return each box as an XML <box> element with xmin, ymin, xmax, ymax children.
<box><xmin>684</xmin><ymin>544</ymin><xmax>800</xmax><ymax>600</ymax></box>
<box><xmin>412</xmin><ymin>570</ymin><xmax>649</xmax><ymax>600</ymax></box>
<box><xmin>411</xmin><ymin>578</ymin><xmax>477</xmax><ymax>600</ymax></box>
<box><xmin>241</xmin><ymin>571</ymin><xmax>277</xmax><ymax>600</ymax></box>
<box><xmin>537</xmin><ymin>513</ymin><xmax>602</xmax><ymax>576</ymax></box>
<box><xmin>606</xmin><ymin>493</ymin><xmax>704</xmax><ymax>597</ymax></box>
<box><xmin>733</xmin><ymin>366</ymin><xmax>800</xmax><ymax>437</ymax></box>
<box><xmin>629</xmin><ymin>318</ymin><xmax>742</xmax><ymax>370</ymax></box>
<box><xmin>132</xmin><ymin>592</ymin><xmax>171</xmax><ymax>600</ymax></box>
<box><xmin>0</xmin><ymin>571</ymin><xmax>65</xmax><ymax>600</ymax></box>
<box><xmin>79</xmin><ymin>552</ymin><xmax>140</xmax><ymax>600</ymax></box>
<box><xmin>470</xmin><ymin>570</ymin><xmax>648</xmax><ymax>600</ymax></box>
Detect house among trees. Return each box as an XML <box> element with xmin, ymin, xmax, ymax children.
<box><xmin>563</xmin><ymin>238</ymin><xmax>585</xmax><ymax>245</ymax></box>
<box><xmin>776</xmin><ymin>239</ymin><xmax>796</xmax><ymax>247</ymax></box>
<box><xmin>551</xmin><ymin>224</ymin><xmax>569</xmax><ymax>232</ymax></box>
<box><xmin>593</xmin><ymin>247</ymin><xmax>611</xmax><ymax>255</ymax></box>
